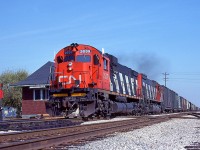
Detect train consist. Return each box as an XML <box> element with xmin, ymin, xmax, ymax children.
<box><xmin>49</xmin><ymin>43</ymin><xmax>199</xmax><ymax>119</ymax></box>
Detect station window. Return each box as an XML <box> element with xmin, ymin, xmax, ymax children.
<box><xmin>33</xmin><ymin>89</ymin><xmax>49</xmax><ymax>100</ymax></box>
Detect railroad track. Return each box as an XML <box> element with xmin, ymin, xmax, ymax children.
<box><xmin>0</xmin><ymin>113</ymin><xmax>191</xmax><ymax>150</ymax></box>
<box><xmin>0</xmin><ymin>118</ymin><xmax>83</xmax><ymax>131</ymax></box>
<box><xmin>185</xmin><ymin>142</ymin><xmax>200</xmax><ymax>150</ymax></box>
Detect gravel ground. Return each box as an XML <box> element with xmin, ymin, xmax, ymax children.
<box><xmin>69</xmin><ymin>116</ymin><xmax>200</xmax><ymax>150</ymax></box>
<box><xmin>81</xmin><ymin>117</ymin><xmax>135</xmax><ymax>125</ymax></box>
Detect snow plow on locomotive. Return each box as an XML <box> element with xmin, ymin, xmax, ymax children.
<box><xmin>49</xmin><ymin>43</ymin><xmax>198</xmax><ymax>119</ymax></box>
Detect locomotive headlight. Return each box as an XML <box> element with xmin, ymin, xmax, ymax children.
<box><xmin>68</xmin><ymin>62</ymin><xmax>73</xmax><ymax>67</ymax></box>
<box><xmin>68</xmin><ymin>62</ymin><xmax>73</xmax><ymax>71</ymax></box>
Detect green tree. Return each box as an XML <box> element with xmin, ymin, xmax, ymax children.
<box><xmin>0</xmin><ymin>69</ymin><xmax>28</xmax><ymax>117</ymax></box>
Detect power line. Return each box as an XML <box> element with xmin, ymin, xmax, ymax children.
<box><xmin>162</xmin><ymin>72</ymin><xmax>200</xmax><ymax>83</ymax></box>
<box><xmin>169</xmin><ymin>72</ymin><xmax>200</xmax><ymax>75</ymax></box>
<box><xmin>169</xmin><ymin>78</ymin><xmax>200</xmax><ymax>80</ymax></box>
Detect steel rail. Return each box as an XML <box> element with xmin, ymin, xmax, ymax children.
<box><xmin>0</xmin><ymin>117</ymin><xmax>169</xmax><ymax>150</ymax></box>
<box><xmin>0</xmin><ymin>112</ymin><xmax>191</xmax><ymax>150</ymax></box>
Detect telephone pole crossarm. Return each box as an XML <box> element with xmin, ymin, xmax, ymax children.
<box><xmin>163</xmin><ymin>72</ymin><xmax>169</xmax><ymax>86</ymax></box>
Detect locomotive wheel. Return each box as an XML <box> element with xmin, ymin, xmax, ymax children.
<box><xmin>82</xmin><ymin>117</ymin><xmax>89</xmax><ymax>121</ymax></box>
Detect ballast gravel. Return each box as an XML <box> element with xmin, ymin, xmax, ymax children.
<box><xmin>81</xmin><ymin>117</ymin><xmax>135</xmax><ymax>125</ymax></box>
<box><xmin>69</xmin><ymin>116</ymin><xmax>200</xmax><ymax>150</ymax></box>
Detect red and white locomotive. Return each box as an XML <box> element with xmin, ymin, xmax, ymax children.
<box><xmin>49</xmin><ymin>43</ymin><xmax>197</xmax><ymax>119</ymax></box>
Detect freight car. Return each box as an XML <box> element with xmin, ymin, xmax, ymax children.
<box><xmin>49</xmin><ymin>43</ymin><xmax>198</xmax><ymax>118</ymax></box>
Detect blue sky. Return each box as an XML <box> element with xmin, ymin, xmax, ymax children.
<box><xmin>0</xmin><ymin>0</ymin><xmax>200</xmax><ymax>107</ymax></box>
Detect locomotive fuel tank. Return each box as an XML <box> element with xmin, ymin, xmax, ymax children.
<box><xmin>111</xmin><ymin>101</ymin><xmax>135</xmax><ymax>114</ymax></box>
<box><xmin>149</xmin><ymin>104</ymin><xmax>161</xmax><ymax>114</ymax></box>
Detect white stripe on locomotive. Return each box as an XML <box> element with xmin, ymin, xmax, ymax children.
<box><xmin>119</xmin><ymin>73</ymin><xmax>126</xmax><ymax>94</ymax></box>
<box><xmin>113</xmin><ymin>73</ymin><xmax>119</xmax><ymax>93</ymax></box>
<box><xmin>131</xmin><ymin>78</ymin><xmax>135</xmax><ymax>96</ymax></box>
<box><xmin>125</xmin><ymin>75</ymin><xmax>131</xmax><ymax>95</ymax></box>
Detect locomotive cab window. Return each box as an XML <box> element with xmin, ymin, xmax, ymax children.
<box><xmin>76</xmin><ymin>55</ymin><xmax>91</xmax><ymax>62</ymax></box>
<box><xmin>64</xmin><ymin>55</ymin><xmax>74</xmax><ymax>62</ymax></box>
<box><xmin>93</xmin><ymin>54</ymin><xmax>99</xmax><ymax>65</ymax></box>
<box><xmin>56</xmin><ymin>56</ymin><xmax>63</xmax><ymax>64</ymax></box>
<box><xmin>103</xmin><ymin>58</ymin><xmax>108</xmax><ymax>70</ymax></box>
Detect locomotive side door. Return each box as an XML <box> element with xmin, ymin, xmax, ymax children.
<box><xmin>91</xmin><ymin>54</ymin><xmax>100</xmax><ymax>88</ymax></box>
<box><xmin>102</xmin><ymin>57</ymin><xmax>110</xmax><ymax>91</ymax></box>
<box><xmin>92</xmin><ymin>54</ymin><xmax>110</xmax><ymax>91</ymax></box>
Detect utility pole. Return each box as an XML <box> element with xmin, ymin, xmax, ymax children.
<box><xmin>162</xmin><ymin>72</ymin><xmax>169</xmax><ymax>87</ymax></box>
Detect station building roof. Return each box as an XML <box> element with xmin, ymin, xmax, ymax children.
<box><xmin>12</xmin><ymin>61</ymin><xmax>54</xmax><ymax>87</ymax></box>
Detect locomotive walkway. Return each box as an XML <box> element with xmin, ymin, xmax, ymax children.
<box><xmin>0</xmin><ymin>112</ymin><xmax>195</xmax><ymax>150</ymax></box>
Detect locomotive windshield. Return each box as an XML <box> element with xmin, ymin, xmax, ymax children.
<box><xmin>63</xmin><ymin>49</ymin><xmax>75</xmax><ymax>62</ymax></box>
<box><xmin>64</xmin><ymin>55</ymin><xmax>75</xmax><ymax>62</ymax></box>
<box><xmin>76</xmin><ymin>55</ymin><xmax>91</xmax><ymax>62</ymax></box>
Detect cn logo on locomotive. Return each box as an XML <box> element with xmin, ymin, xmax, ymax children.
<box><xmin>59</xmin><ymin>75</ymin><xmax>82</xmax><ymax>85</ymax></box>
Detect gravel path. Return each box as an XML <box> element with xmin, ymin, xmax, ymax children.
<box><xmin>69</xmin><ymin>116</ymin><xmax>200</xmax><ymax>150</ymax></box>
